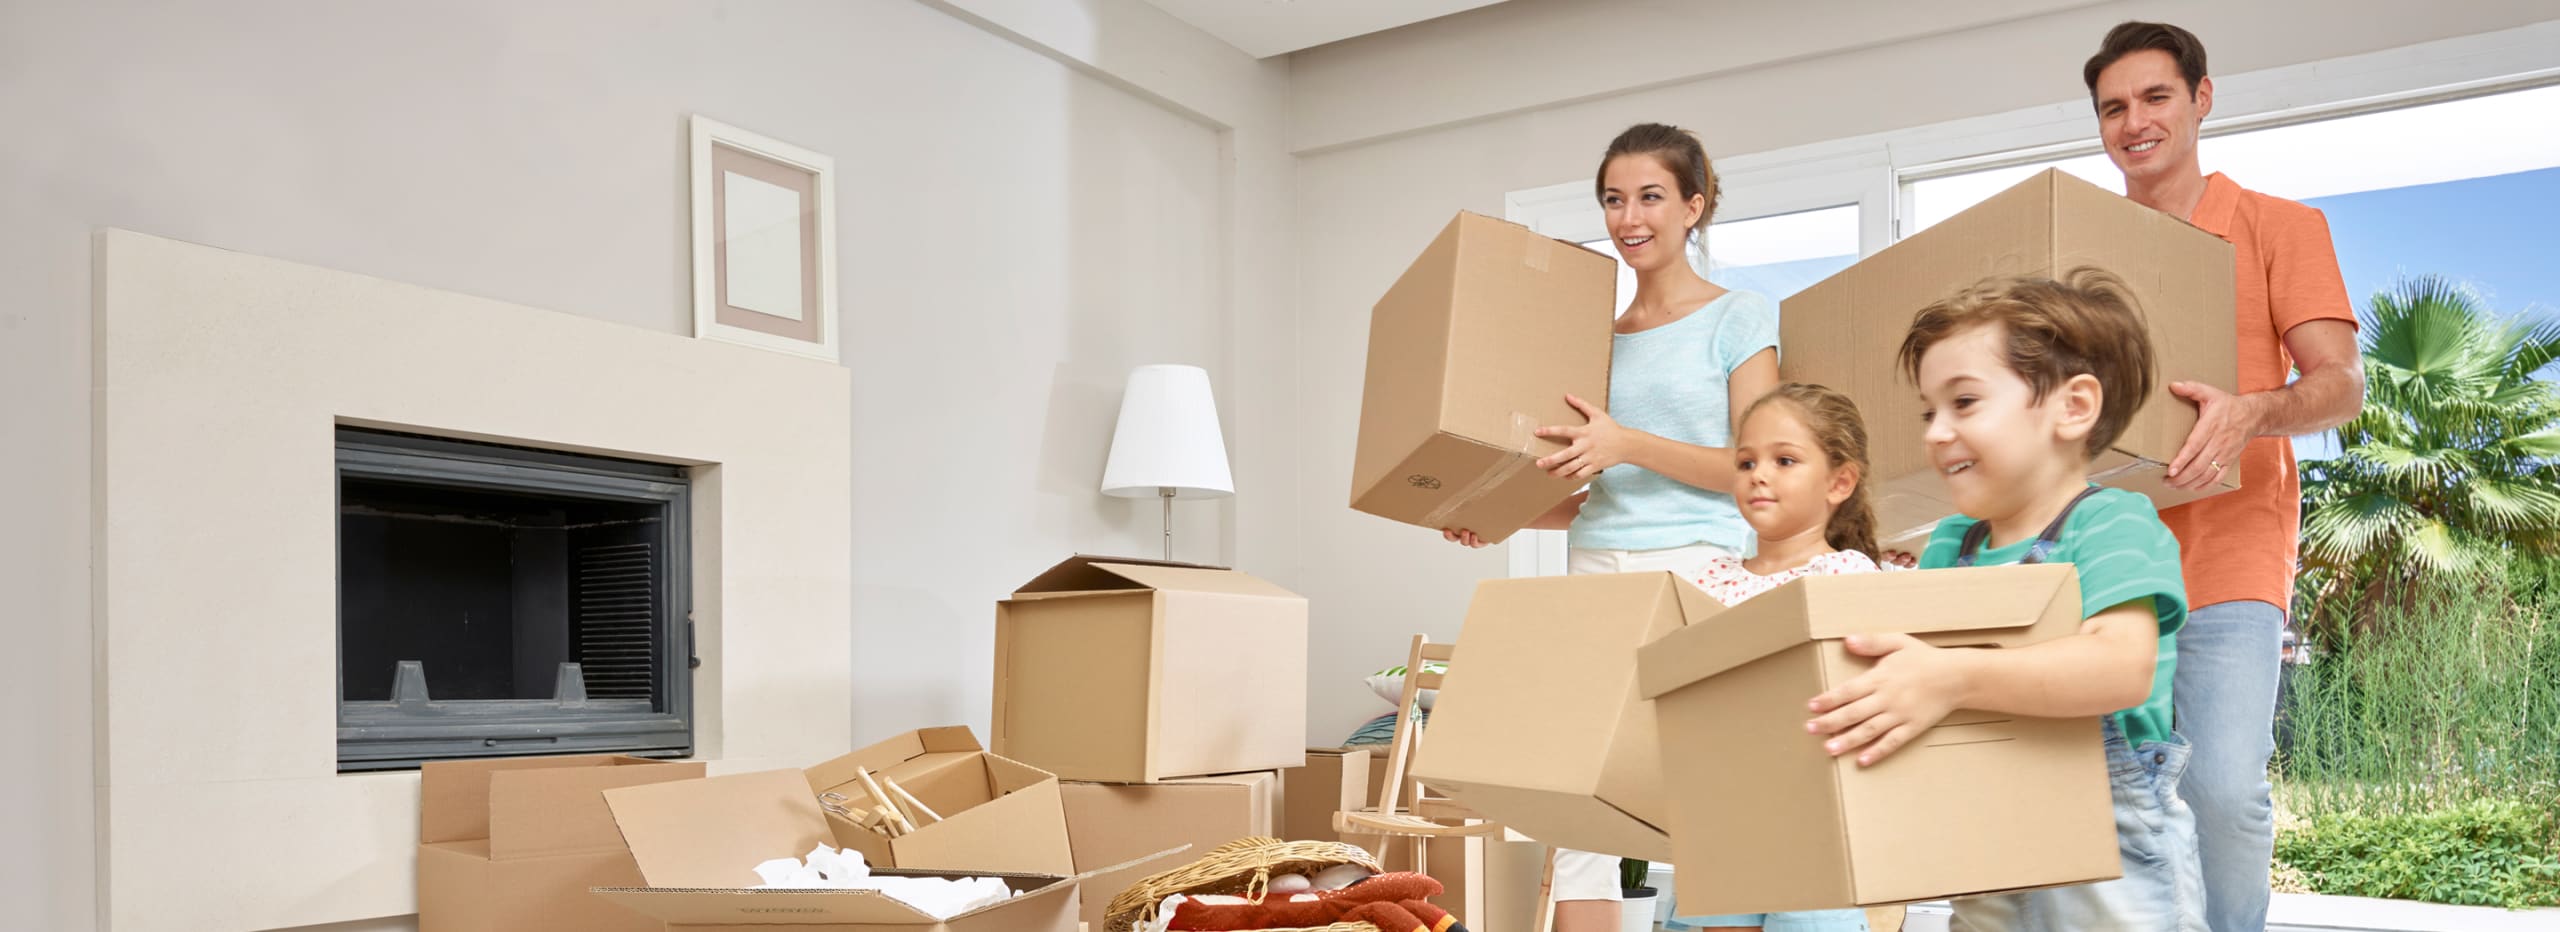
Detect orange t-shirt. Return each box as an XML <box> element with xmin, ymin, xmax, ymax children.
<box><xmin>2158</xmin><ymin>173</ymin><xmax>2358</xmax><ymax>611</ymax></box>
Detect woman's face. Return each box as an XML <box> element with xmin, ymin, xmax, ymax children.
<box><xmin>1599</xmin><ymin>154</ymin><xmax>1703</xmax><ymax>275</ymax></box>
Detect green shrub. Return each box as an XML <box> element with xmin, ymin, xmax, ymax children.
<box><xmin>2275</xmin><ymin>798</ymin><xmax>2560</xmax><ymax>908</ymax></box>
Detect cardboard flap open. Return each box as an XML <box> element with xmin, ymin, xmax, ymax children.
<box><xmin>488</xmin><ymin>758</ymin><xmax>706</xmax><ymax>859</ymax></box>
<box><xmin>1090</xmin><ymin>562</ymin><xmax>1301</xmax><ymax>600</ymax></box>
<box><xmin>420</xmin><ymin>753</ymin><xmax>645</xmax><ymax>845</ymax></box>
<box><xmin>1013</xmin><ymin>554</ymin><xmax>1228</xmax><ymax>595</ymax></box>
<box><xmin>591</xmin><ymin>887</ymin><xmax>938</xmax><ymax>924</ymax></box>
<box><xmin>1639</xmin><ymin>565</ymin><xmax>2080</xmax><ymax>698</ymax></box>
<box><xmin>605</xmin><ymin>769</ymin><xmax>834</xmax><ymax>889</ymax></box>
<box><xmin>1794</xmin><ymin>565</ymin><xmax>2079</xmax><ymax>640</ymax></box>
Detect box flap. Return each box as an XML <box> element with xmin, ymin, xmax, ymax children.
<box><xmin>1011</xmin><ymin>555</ymin><xmax>1230</xmax><ymax>596</ymax></box>
<box><xmin>1639</xmin><ymin>565</ymin><xmax>2080</xmax><ymax>698</ymax></box>
<box><xmin>806</xmin><ymin>727</ymin><xmax>991</xmax><ymax>798</ymax></box>
<box><xmin>604</xmin><ymin>769</ymin><xmax>835</xmax><ymax>889</ymax></box>
<box><xmin>489</xmin><ymin>758</ymin><xmax>707</xmax><ymax>859</ymax></box>
<box><xmin>592</xmin><ymin>848</ymin><xmax>1187</xmax><ymax>927</ymax></box>
<box><xmin>1088</xmin><ymin>562</ymin><xmax>1303</xmax><ymax>600</ymax></box>
<box><xmin>420</xmin><ymin>754</ymin><xmax>655</xmax><ymax>845</ymax></box>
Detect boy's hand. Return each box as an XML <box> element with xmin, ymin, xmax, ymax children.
<box><xmin>1806</xmin><ymin>634</ymin><xmax>1970</xmax><ymax>767</ymax></box>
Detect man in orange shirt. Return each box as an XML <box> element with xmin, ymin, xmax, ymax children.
<box><xmin>2084</xmin><ymin>22</ymin><xmax>2367</xmax><ymax>932</ymax></box>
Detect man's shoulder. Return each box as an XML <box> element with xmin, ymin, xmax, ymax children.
<box><xmin>2217</xmin><ymin>173</ymin><xmax>2326</xmax><ymax>226</ymax></box>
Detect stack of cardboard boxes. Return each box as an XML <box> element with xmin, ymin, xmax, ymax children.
<box><xmin>989</xmin><ymin>555</ymin><xmax>1310</xmax><ymax>931</ymax></box>
<box><xmin>415</xmin><ymin>554</ymin><xmax>1310</xmax><ymax>932</ymax></box>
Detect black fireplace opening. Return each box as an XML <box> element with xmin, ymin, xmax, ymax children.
<box><xmin>336</xmin><ymin>428</ymin><xmax>694</xmax><ymax>771</ymax></box>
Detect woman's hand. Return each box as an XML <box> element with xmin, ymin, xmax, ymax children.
<box><xmin>1442</xmin><ymin>528</ymin><xmax>1489</xmax><ymax>548</ymax></box>
<box><xmin>1535</xmin><ymin>394</ymin><xmax>1634</xmax><ymax>481</ymax></box>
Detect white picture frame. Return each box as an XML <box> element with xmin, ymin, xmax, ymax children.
<box><xmin>689</xmin><ymin>115</ymin><xmax>840</xmax><ymax>362</ymax></box>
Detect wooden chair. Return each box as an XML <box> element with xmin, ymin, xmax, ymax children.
<box><xmin>1331</xmin><ymin>635</ymin><xmax>1506</xmax><ymax>880</ymax></box>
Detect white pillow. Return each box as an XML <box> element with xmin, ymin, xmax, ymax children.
<box><xmin>1365</xmin><ymin>661</ymin><xmax>1448</xmax><ymax>711</ymax></box>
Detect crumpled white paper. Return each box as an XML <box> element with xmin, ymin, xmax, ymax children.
<box><xmin>750</xmin><ymin>844</ymin><xmax>1017</xmax><ymax>919</ymax></box>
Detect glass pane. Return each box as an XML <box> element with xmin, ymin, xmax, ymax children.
<box><xmin>1704</xmin><ymin>204</ymin><xmax>1861</xmax><ymax>302</ymax></box>
<box><xmin>1578</xmin><ymin>203</ymin><xmax>1860</xmax><ymax>312</ymax></box>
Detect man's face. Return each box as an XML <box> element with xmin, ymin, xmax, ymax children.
<box><xmin>2093</xmin><ymin>49</ymin><xmax>2212</xmax><ymax>186</ymax></box>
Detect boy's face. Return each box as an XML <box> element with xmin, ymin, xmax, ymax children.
<box><xmin>1915</xmin><ymin>324</ymin><xmax>2093</xmax><ymax>520</ymax></box>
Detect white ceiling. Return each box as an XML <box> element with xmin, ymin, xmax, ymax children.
<box><xmin>1139</xmin><ymin>0</ymin><xmax>1516</xmax><ymax>58</ymax></box>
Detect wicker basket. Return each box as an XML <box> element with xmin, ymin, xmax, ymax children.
<box><xmin>1102</xmin><ymin>836</ymin><xmax>1386</xmax><ymax>932</ymax></box>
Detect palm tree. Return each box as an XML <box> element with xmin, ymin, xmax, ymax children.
<box><xmin>2298</xmin><ymin>276</ymin><xmax>2560</xmax><ymax>631</ymax></box>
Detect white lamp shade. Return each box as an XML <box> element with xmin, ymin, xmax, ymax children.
<box><xmin>1101</xmin><ymin>364</ymin><xmax>1234</xmax><ymax>499</ymax></box>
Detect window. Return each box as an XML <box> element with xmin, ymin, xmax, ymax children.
<box><xmin>336</xmin><ymin>428</ymin><xmax>694</xmax><ymax>771</ymax></box>
<box><xmin>1902</xmin><ymin>82</ymin><xmax>2560</xmax><ymax>459</ymax></box>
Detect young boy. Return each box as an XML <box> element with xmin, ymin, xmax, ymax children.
<box><xmin>1804</xmin><ymin>268</ymin><xmax>2206</xmax><ymax>930</ymax></box>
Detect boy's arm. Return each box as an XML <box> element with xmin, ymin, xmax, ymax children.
<box><xmin>1806</xmin><ymin>599</ymin><xmax>2160</xmax><ymax>766</ymax></box>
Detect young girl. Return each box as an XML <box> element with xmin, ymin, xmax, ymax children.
<box><xmin>1444</xmin><ymin>122</ymin><xmax>1781</xmax><ymax>932</ymax></box>
<box><xmin>1665</xmin><ymin>383</ymin><xmax>1877</xmax><ymax>932</ymax></box>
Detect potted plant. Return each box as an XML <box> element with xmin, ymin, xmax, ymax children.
<box><xmin>1619</xmin><ymin>857</ymin><xmax>1659</xmax><ymax>932</ymax></box>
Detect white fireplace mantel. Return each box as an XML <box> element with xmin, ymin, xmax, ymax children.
<box><xmin>91</xmin><ymin>229</ymin><xmax>855</xmax><ymax>931</ymax></box>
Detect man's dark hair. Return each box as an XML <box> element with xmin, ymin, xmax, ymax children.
<box><xmin>2083</xmin><ymin>21</ymin><xmax>2209</xmax><ymax>105</ymax></box>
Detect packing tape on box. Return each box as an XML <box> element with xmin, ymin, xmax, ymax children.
<box><xmin>1417</xmin><ymin>412</ymin><xmax>1542</xmax><ymax>531</ymax></box>
<box><xmin>1521</xmin><ymin>235</ymin><xmax>1552</xmax><ymax>272</ymax></box>
<box><xmin>2089</xmin><ymin>456</ymin><xmax>2163</xmax><ymax>482</ymax></box>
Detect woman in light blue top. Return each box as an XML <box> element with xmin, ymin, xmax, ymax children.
<box><xmin>1447</xmin><ymin>124</ymin><xmax>1859</xmax><ymax>932</ymax></box>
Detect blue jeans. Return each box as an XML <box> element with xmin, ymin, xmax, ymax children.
<box><xmin>2170</xmin><ymin>600</ymin><xmax>2283</xmax><ymax>932</ymax></box>
<box><xmin>1951</xmin><ymin>719</ymin><xmax>2207</xmax><ymax>931</ymax></box>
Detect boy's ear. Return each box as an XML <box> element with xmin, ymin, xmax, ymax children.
<box><xmin>2054</xmin><ymin>373</ymin><xmax>2103</xmax><ymax>445</ymax></box>
<box><xmin>1827</xmin><ymin>464</ymin><xmax>1858</xmax><ymax>508</ymax></box>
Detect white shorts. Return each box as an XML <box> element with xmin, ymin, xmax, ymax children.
<box><xmin>1551</xmin><ymin>847</ymin><xmax>1626</xmax><ymax>902</ymax></box>
<box><xmin>1548</xmin><ymin>542</ymin><xmax>1737</xmax><ymax>903</ymax></box>
<box><xmin>1566</xmin><ymin>542</ymin><xmax>1737</xmax><ymax>577</ymax></box>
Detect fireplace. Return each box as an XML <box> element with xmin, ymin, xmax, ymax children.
<box><xmin>335</xmin><ymin>427</ymin><xmax>694</xmax><ymax>770</ymax></box>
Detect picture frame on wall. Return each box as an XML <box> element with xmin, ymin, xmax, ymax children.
<box><xmin>689</xmin><ymin>115</ymin><xmax>839</xmax><ymax>362</ymax></box>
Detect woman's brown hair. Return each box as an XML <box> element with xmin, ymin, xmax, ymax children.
<box><xmin>1594</xmin><ymin>123</ymin><xmax>1721</xmax><ymax>241</ymax></box>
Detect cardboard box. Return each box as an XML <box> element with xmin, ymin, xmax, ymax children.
<box><xmin>804</xmin><ymin>726</ymin><xmax>1075</xmax><ymax>876</ymax></box>
<box><xmin>1781</xmin><ymin>168</ymin><xmax>2240</xmax><ymax>542</ymax></box>
<box><xmin>1408</xmin><ymin>572</ymin><xmax>1718</xmax><ymax>861</ymax></box>
<box><xmin>1349</xmin><ymin>211</ymin><xmax>1617</xmax><ymax>543</ymax></box>
<box><xmin>1058</xmin><ymin>772</ymin><xmax>1278</xmax><ymax>930</ymax></box>
<box><xmin>595</xmin><ymin>769</ymin><xmax>1145</xmax><ymax>932</ymax></box>
<box><xmin>993</xmin><ymin>556</ymin><xmax>1308</xmax><ymax>783</ymax></box>
<box><xmin>416</xmin><ymin>753</ymin><xmax>706</xmax><ymax>932</ymax></box>
<box><xmin>1276</xmin><ymin>747</ymin><xmax>1372</xmax><ymax>843</ymax></box>
<box><xmin>1635</xmin><ymin>564</ymin><xmax>2119</xmax><ymax>912</ymax></box>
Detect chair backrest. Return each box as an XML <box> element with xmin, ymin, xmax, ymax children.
<box><xmin>1374</xmin><ymin>634</ymin><xmax>1449</xmax><ymax>816</ymax></box>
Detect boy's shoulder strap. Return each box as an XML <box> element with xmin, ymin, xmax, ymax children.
<box><xmin>1955</xmin><ymin>485</ymin><xmax>2106</xmax><ymax>566</ymax></box>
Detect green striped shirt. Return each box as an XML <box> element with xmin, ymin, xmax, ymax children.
<box><xmin>1919</xmin><ymin>487</ymin><xmax>2188</xmax><ymax>747</ymax></box>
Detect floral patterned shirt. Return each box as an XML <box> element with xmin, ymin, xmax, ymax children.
<box><xmin>1690</xmin><ymin>550</ymin><xmax>1879</xmax><ymax>607</ymax></box>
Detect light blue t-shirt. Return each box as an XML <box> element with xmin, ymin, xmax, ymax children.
<box><xmin>1568</xmin><ymin>290</ymin><xmax>1779</xmax><ymax>552</ymax></box>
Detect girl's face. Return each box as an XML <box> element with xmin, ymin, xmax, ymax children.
<box><xmin>1733</xmin><ymin>403</ymin><xmax>1856</xmax><ymax>542</ymax></box>
<box><xmin>1914</xmin><ymin>323</ymin><xmax>2093</xmax><ymax>521</ymax></box>
<box><xmin>1599</xmin><ymin>154</ymin><xmax>1703</xmax><ymax>275</ymax></box>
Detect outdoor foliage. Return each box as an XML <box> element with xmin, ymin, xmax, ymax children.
<box><xmin>2274</xmin><ymin>798</ymin><xmax>2560</xmax><ymax>908</ymax></box>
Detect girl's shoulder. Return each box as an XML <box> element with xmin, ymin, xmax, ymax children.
<box><xmin>1807</xmin><ymin>550</ymin><xmax>1881</xmax><ymax>576</ymax></box>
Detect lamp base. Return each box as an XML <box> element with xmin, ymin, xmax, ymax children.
<box><xmin>1159</xmin><ymin>486</ymin><xmax>1173</xmax><ymax>561</ymax></box>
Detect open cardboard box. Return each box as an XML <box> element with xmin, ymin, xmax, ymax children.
<box><xmin>804</xmin><ymin>726</ymin><xmax>1075</xmax><ymax>876</ymax></box>
<box><xmin>993</xmin><ymin>556</ymin><xmax>1307</xmax><ymax>783</ymax></box>
<box><xmin>1780</xmin><ymin>168</ymin><xmax>2239</xmax><ymax>543</ymax></box>
<box><xmin>1059</xmin><ymin>771</ymin><xmax>1277</xmax><ymax>931</ymax></box>
<box><xmin>1407</xmin><ymin>572</ymin><xmax>1721</xmax><ymax>861</ymax></box>
<box><xmin>595</xmin><ymin>769</ymin><xmax>1176</xmax><ymax>932</ymax></box>
<box><xmin>1635</xmin><ymin>564</ymin><xmax>2119</xmax><ymax>912</ymax></box>
<box><xmin>417</xmin><ymin>753</ymin><xmax>705</xmax><ymax>932</ymax></box>
<box><xmin>1348</xmin><ymin>211</ymin><xmax>1617</xmax><ymax>543</ymax></box>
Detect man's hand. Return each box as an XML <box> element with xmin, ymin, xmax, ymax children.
<box><xmin>2164</xmin><ymin>380</ymin><xmax>2260</xmax><ymax>491</ymax></box>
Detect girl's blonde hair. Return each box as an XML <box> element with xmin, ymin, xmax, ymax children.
<box><xmin>1740</xmin><ymin>383</ymin><xmax>1880</xmax><ymax>560</ymax></box>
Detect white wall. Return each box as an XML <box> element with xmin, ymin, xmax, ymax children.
<box><xmin>0</xmin><ymin>0</ymin><xmax>1289</xmax><ymax>928</ymax></box>
<box><xmin>1285</xmin><ymin>0</ymin><xmax>2560</xmax><ymax>747</ymax></box>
